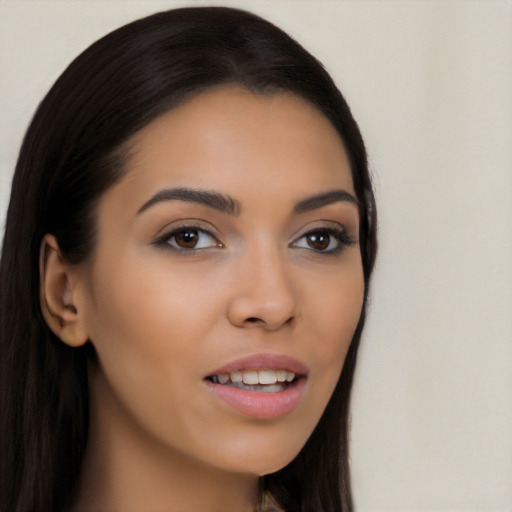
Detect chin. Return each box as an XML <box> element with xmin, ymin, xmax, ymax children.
<box><xmin>215</xmin><ymin>434</ymin><xmax>306</xmax><ymax>477</ymax></box>
<box><xmin>256</xmin><ymin>449</ymin><xmax>301</xmax><ymax>476</ymax></box>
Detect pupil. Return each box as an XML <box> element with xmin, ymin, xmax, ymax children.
<box><xmin>308</xmin><ymin>232</ymin><xmax>329</xmax><ymax>250</ymax></box>
<box><xmin>176</xmin><ymin>230</ymin><xmax>198</xmax><ymax>248</ymax></box>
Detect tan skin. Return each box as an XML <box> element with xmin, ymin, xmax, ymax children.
<box><xmin>40</xmin><ymin>86</ymin><xmax>364</xmax><ymax>512</ymax></box>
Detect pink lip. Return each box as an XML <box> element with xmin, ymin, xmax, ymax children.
<box><xmin>205</xmin><ymin>378</ymin><xmax>306</xmax><ymax>419</ymax></box>
<box><xmin>206</xmin><ymin>353</ymin><xmax>309</xmax><ymax>376</ymax></box>
<box><xmin>204</xmin><ymin>353</ymin><xmax>308</xmax><ymax>419</ymax></box>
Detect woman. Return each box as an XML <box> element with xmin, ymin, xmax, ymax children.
<box><xmin>0</xmin><ymin>6</ymin><xmax>376</xmax><ymax>512</ymax></box>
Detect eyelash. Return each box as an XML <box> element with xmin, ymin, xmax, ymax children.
<box><xmin>291</xmin><ymin>227</ymin><xmax>355</xmax><ymax>255</ymax></box>
<box><xmin>153</xmin><ymin>225</ymin><xmax>354</xmax><ymax>255</ymax></box>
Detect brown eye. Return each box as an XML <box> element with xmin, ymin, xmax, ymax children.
<box><xmin>174</xmin><ymin>229</ymin><xmax>199</xmax><ymax>248</ymax></box>
<box><xmin>292</xmin><ymin>227</ymin><xmax>352</xmax><ymax>254</ymax></box>
<box><xmin>306</xmin><ymin>232</ymin><xmax>330</xmax><ymax>251</ymax></box>
<box><xmin>159</xmin><ymin>227</ymin><xmax>221</xmax><ymax>251</ymax></box>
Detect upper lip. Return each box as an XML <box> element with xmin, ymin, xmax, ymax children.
<box><xmin>206</xmin><ymin>353</ymin><xmax>309</xmax><ymax>377</ymax></box>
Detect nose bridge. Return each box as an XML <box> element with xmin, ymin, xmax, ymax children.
<box><xmin>227</xmin><ymin>238</ymin><xmax>297</xmax><ymax>330</ymax></box>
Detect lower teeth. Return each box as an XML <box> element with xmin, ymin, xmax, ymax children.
<box><xmin>229</xmin><ymin>382</ymin><xmax>286</xmax><ymax>392</ymax></box>
<box><xmin>207</xmin><ymin>375</ymin><xmax>297</xmax><ymax>392</ymax></box>
<box><xmin>208</xmin><ymin>377</ymin><xmax>290</xmax><ymax>392</ymax></box>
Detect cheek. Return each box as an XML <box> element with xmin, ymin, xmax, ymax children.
<box><xmin>81</xmin><ymin>255</ymin><xmax>236</xmax><ymax>420</ymax></box>
<box><xmin>306</xmin><ymin>262</ymin><xmax>364</xmax><ymax>380</ymax></box>
<box><xmin>84</xmin><ymin>255</ymin><xmax>225</xmax><ymax>351</ymax></box>
<box><xmin>80</xmin><ymin>260</ymin><xmax>230</xmax><ymax>446</ymax></box>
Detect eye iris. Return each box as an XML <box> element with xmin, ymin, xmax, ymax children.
<box><xmin>175</xmin><ymin>229</ymin><xmax>198</xmax><ymax>248</ymax></box>
<box><xmin>307</xmin><ymin>232</ymin><xmax>330</xmax><ymax>251</ymax></box>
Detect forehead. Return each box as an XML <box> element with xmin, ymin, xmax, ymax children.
<box><xmin>105</xmin><ymin>85</ymin><xmax>355</xmax><ymax>214</ymax></box>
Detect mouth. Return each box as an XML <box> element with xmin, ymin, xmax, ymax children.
<box><xmin>204</xmin><ymin>354</ymin><xmax>308</xmax><ymax>419</ymax></box>
<box><xmin>205</xmin><ymin>369</ymin><xmax>301</xmax><ymax>393</ymax></box>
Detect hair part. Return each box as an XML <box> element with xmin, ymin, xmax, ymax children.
<box><xmin>0</xmin><ymin>7</ymin><xmax>376</xmax><ymax>512</ymax></box>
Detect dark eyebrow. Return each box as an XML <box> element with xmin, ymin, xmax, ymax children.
<box><xmin>137</xmin><ymin>187</ymin><xmax>240</xmax><ymax>216</ymax></box>
<box><xmin>293</xmin><ymin>189</ymin><xmax>359</xmax><ymax>213</ymax></box>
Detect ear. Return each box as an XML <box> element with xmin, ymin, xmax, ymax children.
<box><xmin>39</xmin><ymin>234</ymin><xmax>89</xmax><ymax>347</ymax></box>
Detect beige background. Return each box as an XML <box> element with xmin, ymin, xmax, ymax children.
<box><xmin>1</xmin><ymin>0</ymin><xmax>511</xmax><ymax>510</ymax></box>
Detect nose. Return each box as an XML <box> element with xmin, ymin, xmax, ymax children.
<box><xmin>226</xmin><ymin>246</ymin><xmax>298</xmax><ymax>331</ymax></box>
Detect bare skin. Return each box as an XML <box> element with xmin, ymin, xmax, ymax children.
<box><xmin>41</xmin><ymin>86</ymin><xmax>364</xmax><ymax>511</ymax></box>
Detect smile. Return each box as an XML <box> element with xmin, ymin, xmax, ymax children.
<box><xmin>205</xmin><ymin>355</ymin><xmax>308</xmax><ymax>418</ymax></box>
<box><xmin>206</xmin><ymin>369</ymin><xmax>297</xmax><ymax>392</ymax></box>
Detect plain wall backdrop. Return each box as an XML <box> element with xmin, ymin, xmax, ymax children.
<box><xmin>1</xmin><ymin>0</ymin><xmax>511</xmax><ymax>510</ymax></box>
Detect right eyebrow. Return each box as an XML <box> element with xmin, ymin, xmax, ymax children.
<box><xmin>136</xmin><ymin>187</ymin><xmax>241</xmax><ymax>216</ymax></box>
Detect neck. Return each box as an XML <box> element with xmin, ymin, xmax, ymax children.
<box><xmin>71</xmin><ymin>367</ymin><xmax>259</xmax><ymax>512</ymax></box>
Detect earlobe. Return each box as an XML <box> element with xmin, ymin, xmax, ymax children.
<box><xmin>39</xmin><ymin>234</ymin><xmax>89</xmax><ymax>347</ymax></box>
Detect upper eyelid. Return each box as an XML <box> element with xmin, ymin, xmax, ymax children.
<box><xmin>154</xmin><ymin>219</ymin><xmax>219</xmax><ymax>238</ymax></box>
<box><xmin>290</xmin><ymin>220</ymin><xmax>349</xmax><ymax>239</ymax></box>
<box><xmin>292</xmin><ymin>227</ymin><xmax>350</xmax><ymax>241</ymax></box>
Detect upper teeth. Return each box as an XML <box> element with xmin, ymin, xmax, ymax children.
<box><xmin>214</xmin><ymin>369</ymin><xmax>295</xmax><ymax>385</ymax></box>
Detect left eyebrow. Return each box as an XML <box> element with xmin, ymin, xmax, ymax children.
<box><xmin>293</xmin><ymin>189</ymin><xmax>358</xmax><ymax>213</ymax></box>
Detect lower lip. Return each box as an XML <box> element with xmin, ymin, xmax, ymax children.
<box><xmin>205</xmin><ymin>378</ymin><xmax>306</xmax><ymax>419</ymax></box>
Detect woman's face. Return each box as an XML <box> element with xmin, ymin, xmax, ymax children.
<box><xmin>75</xmin><ymin>85</ymin><xmax>364</xmax><ymax>475</ymax></box>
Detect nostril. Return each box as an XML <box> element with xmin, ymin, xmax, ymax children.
<box><xmin>243</xmin><ymin>315</ymin><xmax>295</xmax><ymax>329</ymax></box>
